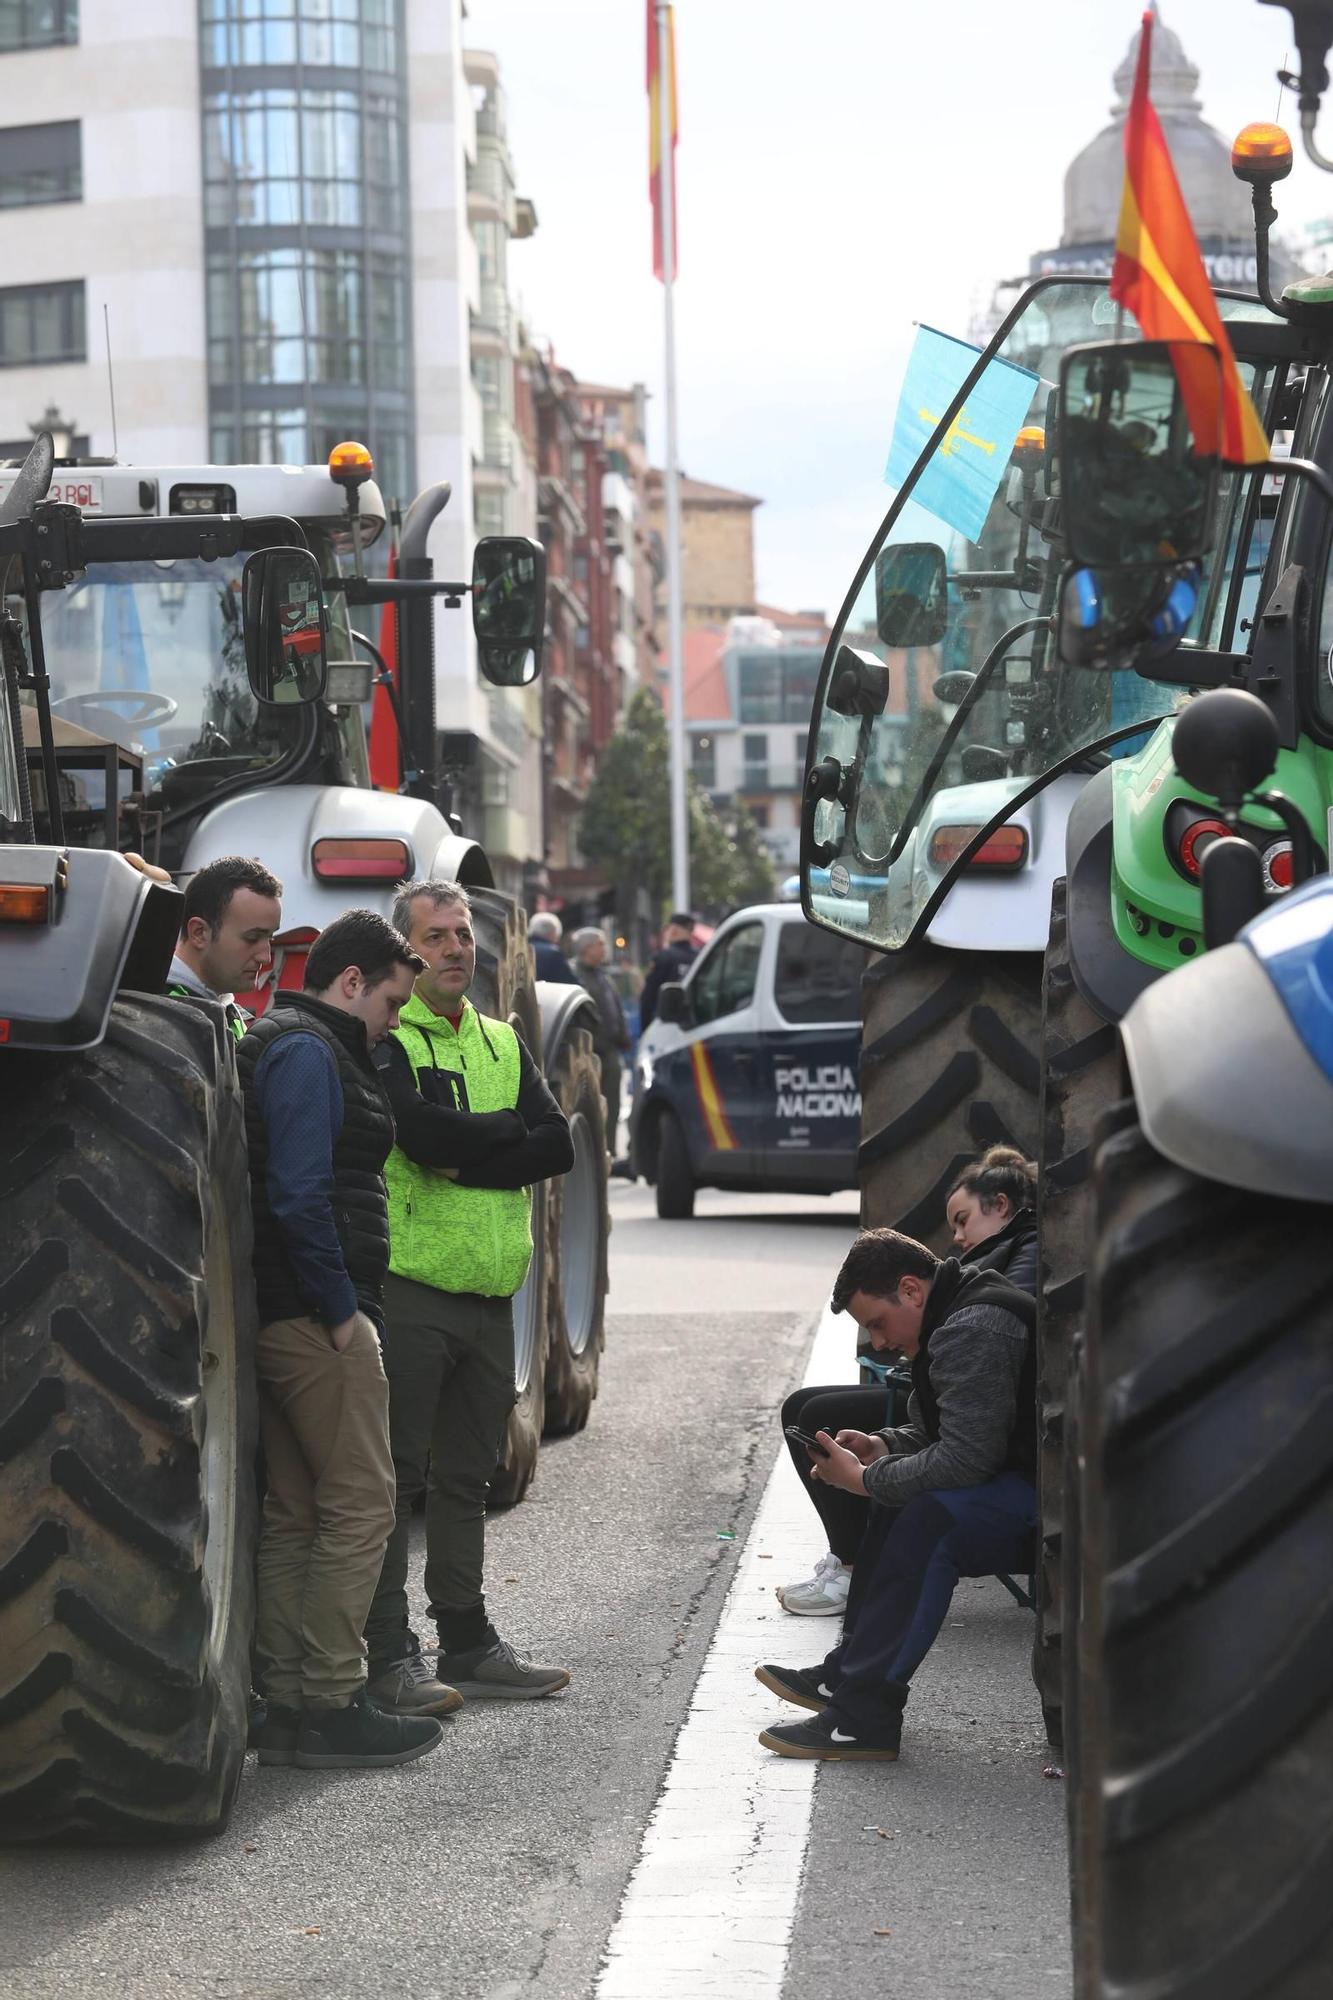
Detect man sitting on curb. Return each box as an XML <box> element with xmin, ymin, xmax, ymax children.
<box><xmin>755</xmin><ymin>1228</ymin><xmax>1037</xmax><ymax>1762</ymax></box>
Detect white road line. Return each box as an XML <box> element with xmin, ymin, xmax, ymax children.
<box><xmin>596</xmin><ymin>1302</ymin><xmax>854</xmax><ymax>2000</ymax></box>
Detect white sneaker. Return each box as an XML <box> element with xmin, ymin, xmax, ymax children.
<box><xmin>776</xmin><ymin>1550</ymin><xmax>851</xmax><ymax>1617</ymax></box>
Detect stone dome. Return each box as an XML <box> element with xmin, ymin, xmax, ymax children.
<box><xmin>1062</xmin><ymin>5</ymin><xmax>1255</xmax><ymax>246</ymax></box>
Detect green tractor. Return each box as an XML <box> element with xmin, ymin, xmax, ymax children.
<box><xmin>798</xmin><ymin>169</ymin><xmax>1333</xmax><ymax>1990</ymax></box>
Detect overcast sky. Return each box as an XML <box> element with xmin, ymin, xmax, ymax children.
<box><xmin>462</xmin><ymin>0</ymin><xmax>1333</xmax><ymax>621</ymax></box>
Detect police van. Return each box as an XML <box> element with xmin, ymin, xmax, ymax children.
<box><xmin>628</xmin><ymin>903</ymin><xmax>868</xmax><ymax>1217</ymax></box>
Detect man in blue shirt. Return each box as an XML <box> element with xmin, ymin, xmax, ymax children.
<box><xmin>237</xmin><ymin>909</ymin><xmax>452</xmax><ymax>1771</ymax></box>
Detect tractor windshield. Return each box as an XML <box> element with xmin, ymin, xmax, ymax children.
<box><xmin>801</xmin><ymin>276</ymin><xmax>1286</xmax><ymax>950</ymax></box>
<box><xmin>32</xmin><ymin>527</ymin><xmax>354</xmax><ymax>811</ymax></box>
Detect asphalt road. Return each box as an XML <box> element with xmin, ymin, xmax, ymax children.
<box><xmin>0</xmin><ymin>1180</ymin><xmax>1069</xmax><ymax>1998</ymax></box>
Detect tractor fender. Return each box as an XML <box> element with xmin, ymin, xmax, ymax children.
<box><xmin>0</xmin><ymin>847</ymin><xmax>180</xmax><ymax>1051</ymax></box>
<box><xmin>1120</xmin><ymin>892</ymin><xmax>1333</xmax><ymax>1201</ymax></box>
<box><xmin>180</xmin><ymin>783</ymin><xmax>494</xmax><ymax>934</ymax></box>
<box><xmin>536</xmin><ymin>978</ymin><xmax>597</xmax><ymax>1074</ymax></box>
<box><xmin>1064</xmin><ymin>765</ymin><xmax>1161</xmax><ymax>1027</ymax></box>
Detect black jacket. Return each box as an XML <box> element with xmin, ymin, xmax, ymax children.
<box><xmin>866</xmin><ymin>1257</ymin><xmax>1037</xmax><ymax>1502</ymax></box>
<box><xmin>962</xmin><ymin>1208</ymin><xmax>1039</xmax><ymax>1295</ymax></box>
<box><xmin>639</xmin><ymin>938</ymin><xmax>698</xmax><ymax>1029</ymax></box>
<box><xmin>374</xmin><ymin>1032</ymin><xmax>573</xmax><ymax>1190</ymax></box>
<box><xmin>238</xmin><ymin>992</ymin><xmax>396</xmax><ymax>1324</ymax></box>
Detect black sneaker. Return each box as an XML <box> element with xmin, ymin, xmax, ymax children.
<box><xmin>754</xmin><ymin>1662</ymin><xmax>836</xmax><ymax>1712</ymax></box>
<box><xmin>294</xmin><ymin>1688</ymin><xmax>444</xmax><ymax>1769</ymax></box>
<box><xmin>252</xmin><ymin>1702</ymin><xmax>303</xmax><ymax>1768</ymax></box>
<box><xmin>758</xmin><ymin>1710</ymin><xmax>900</xmax><ymax>1761</ymax></box>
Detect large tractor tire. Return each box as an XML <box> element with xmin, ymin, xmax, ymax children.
<box><xmin>0</xmin><ymin>996</ymin><xmax>258</xmax><ymax>1842</ymax></box>
<box><xmin>1073</xmin><ymin>1111</ymin><xmax>1333</xmax><ymax>1998</ymax></box>
<box><xmin>1033</xmin><ymin>879</ymin><xmax>1121</xmax><ymax>1750</ymax></box>
<box><xmin>469</xmin><ymin>887</ymin><xmax>547</xmax><ymax>1508</ymax></box>
<box><xmin>542</xmin><ymin>1027</ymin><xmax>609</xmax><ymax>1437</ymax></box>
<box><xmin>859</xmin><ymin>939</ymin><xmax>1042</xmax><ymax>1247</ymax></box>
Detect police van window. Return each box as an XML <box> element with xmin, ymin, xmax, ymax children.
<box><xmin>774</xmin><ymin>924</ymin><xmax>866</xmax><ymax>1024</ymax></box>
<box><xmin>691</xmin><ymin>922</ymin><xmax>763</xmax><ymax>1026</ymax></box>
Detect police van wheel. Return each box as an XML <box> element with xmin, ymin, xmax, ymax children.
<box><xmin>1073</xmin><ymin>1109</ymin><xmax>1333</xmax><ymax>1998</ymax></box>
<box><xmin>858</xmin><ymin>939</ymin><xmax>1042</xmax><ymax>1246</ymax></box>
<box><xmin>468</xmin><ymin>888</ymin><xmax>548</xmax><ymax>1508</ymax></box>
<box><xmin>1034</xmin><ymin>879</ymin><xmax>1122</xmax><ymax>1751</ymax></box>
<box><xmin>0</xmin><ymin>996</ymin><xmax>258</xmax><ymax>1841</ymax></box>
<box><xmin>655</xmin><ymin>1112</ymin><xmax>696</xmax><ymax>1220</ymax></box>
<box><xmin>543</xmin><ymin>1028</ymin><xmax>609</xmax><ymax>1436</ymax></box>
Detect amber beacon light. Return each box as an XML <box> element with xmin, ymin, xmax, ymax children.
<box><xmin>1231</xmin><ymin>122</ymin><xmax>1295</xmax><ymax>184</ymax></box>
<box><xmin>328</xmin><ymin>440</ymin><xmax>375</xmax><ymax>487</ymax></box>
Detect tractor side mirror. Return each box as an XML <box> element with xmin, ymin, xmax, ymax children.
<box><xmin>242</xmin><ymin>546</ymin><xmax>328</xmax><ymax>706</ymax></box>
<box><xmin>472</xmin><ymin>535</ymin><xmax>547</xmax><ymax>687</ymax></box>
<box><xmin>875</xmin><ymin>542</ymin><xmax>948</xmax><ymax>648</ymax></box>
<box><xmin>1057</xmin><ymin>338</ymin><xmax>1222</xmax><ymax>573</ymax></box>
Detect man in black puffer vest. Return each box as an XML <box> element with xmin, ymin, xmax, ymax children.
<box><xmin>237</xmin><ymin>909</ymin><xmax>445</xmax><ymax>1773</ymax></box>
<box><xmin>756</xmin><ymin>1228</ymin><xmax>1038</xmax><ymax>1761</ymax></box>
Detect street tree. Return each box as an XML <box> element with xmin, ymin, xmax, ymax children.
<box><xmin>580</xmin><ymin>689</ymin><xmax>776</xmax><ymax>926</ymax></box>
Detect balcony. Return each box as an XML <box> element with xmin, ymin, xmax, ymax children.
<box><xmin>547</xmin><ymin>571</ymin><xmax>589</xmax><ymax>624</ymax></box>
<box><xmin>739</xmin><ymin>765</ymin><xmax>801</xmax><ymax>795</ymax></box>
<box><xmin>538</xmin><ymin>472</ymin><xmax>586</xmax><ymax>536</ymax></box>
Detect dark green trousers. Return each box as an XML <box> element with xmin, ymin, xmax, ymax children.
<box><xmin>364</xmin><ymin>1271</ymin><xmax>516</xmax><ymax>1670</ymax></box>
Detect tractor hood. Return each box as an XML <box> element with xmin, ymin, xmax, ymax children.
<box><xmin>1120</xmin><ymin>874</ymin><xmax>1333</xmax><ymax>1200</ymax></box>
<box><xmin>178</xmin><ymin>783</ymin><xmax>492</xmax><ymax>935</ymax></box>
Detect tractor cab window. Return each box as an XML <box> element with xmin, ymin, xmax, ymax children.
<box><xmin>802</xmin><ymin>278</ymin><xmax>1284</xmax><ymax>952</ymax></box>
<box><xmin>29</xmin><ymin>528</ymin><xmax>353</xmax><ymax>811</ymax></box>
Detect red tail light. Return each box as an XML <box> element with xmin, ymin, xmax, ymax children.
<box><xmin>311</xmin><ymin>837</ymin><xmax>410</xmax><ymax>882</ymax></box>
<box><xmin>1262</xmin><ymin>839</ymin><xmax>1293</xmax><ymax>892</ymax></box>
<box><xmin>927</xmin><ymin>823</ymin><xmax>1028</xmax><ymax>871</ymax></box>
<box><xmin>1177</xmin><ymin>817</ymin><xmax>1230</xmax><ymax>878</ymax></box>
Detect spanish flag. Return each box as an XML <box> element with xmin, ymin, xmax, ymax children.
<box><xmin>1110</xmin><ymin>9</ymin><xmax>1269</xmax><ymax>465</ymax></box>
<box><xmin>647</xmin><ymin>1</ymin><xmax>678</xmax><ymax>282</ymax></box>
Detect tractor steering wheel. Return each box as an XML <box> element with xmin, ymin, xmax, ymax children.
<box><xmin>51</xmin><ymin>689</ymin><xmax>180</xmax><ymax>731</ymax></box>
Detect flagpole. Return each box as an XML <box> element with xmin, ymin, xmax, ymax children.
<box><xmin>657</xmin><ymin>0</ymin><xmax>689</xmax><ymax>913</ymax></box>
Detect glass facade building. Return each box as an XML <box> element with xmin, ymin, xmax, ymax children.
<box><xmin>199</xmin><ymin>0</ymin><xmax>414</xmax><ymax>503</ymax></box>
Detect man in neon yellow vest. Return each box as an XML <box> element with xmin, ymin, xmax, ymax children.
<box><xmin>167</xmin><ymin>854</ymin><xmax>283</xmax><ymax>1040</ymax></box>
<box><xmin>364</xmin><ymin>879</ymin><xmax>574</xmax><ymax>1711</ymax></box>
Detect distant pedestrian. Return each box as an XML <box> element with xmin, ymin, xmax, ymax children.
<box><xmin>528</xmin><ymin>910</ymin><xmax>578</xmax><ymax>984</ymax></box>
<box><xmin>238</xmin><ymin>910</ymin><xmax>445</xmax><ymax>1771</ymax></box>
<box><xmin>365</xmin><ymin>880</ymin><xmax>574</xmax><ymax>1707</ymax></box>
<box><xmin>571</xmin><ymin>926</ymin><xmax>631</xmax><ymax>1146</ymax></box>
<box><xmin>167</xmin><ymin>854</ymin><xmax>282</xmax><ymax>1038</ymax></box>
<box><xmin>638</xmin><ymin>911</ymin><xmax>699</xmax><ymax>1029</ymax></box>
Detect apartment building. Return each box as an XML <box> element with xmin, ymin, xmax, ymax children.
<box><xmin>0</xmin><ymin>0</ymin><xmax>542</xmax><ymax>892</ymax></box>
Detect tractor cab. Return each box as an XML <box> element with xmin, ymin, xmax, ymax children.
<box><xmin>5</xmin><ymin>449</ymin><xmax>546</xmax><ymax>880</ymax></box>
<box><xmin>798</xmin><ymin>275</ymin><xmax>1311</xmax><ymax>956</ymax></box>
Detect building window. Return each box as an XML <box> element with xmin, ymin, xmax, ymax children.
<box><xmin>201</xmin><ymin>0</ymin><xmax>397</xmax><ymax>74</ymax></box>
<box><xmin>741</xmin><ymin>731</ymin><xmax>768</xmax><ymax>788</ymax></box>
<box><xmin>0</xmin><ymin>279</ymin><xmax>84</xmax><ymax>366</ymax></box>
<box><xmin>692</xmin><ymin>733</ymin><xmax>716</xmax><ymax>789</ymax></box>
<box><xmin>475</xmin><ymin>488</ymin><xmax>505</xmax><ymax>538</ymax></box>
<box><xmin>208</xmin><ymin>247</ymin><xmax>365</xmax><ymax>388</ymax></box>
<box><xmin>203</xmin><ymin>86</ymin><xmax>401</xmax><ymax>233</ymax></box>
<box><xmin>0</xmin><ymin>0</ymin><xmax>77</xmax><ymax>52</ymax></box>
<box><xmin>737</xmin><ymin>649</ymin><xmax>822</xmax><ymax>724</ymax></box>
<box><xmin>0</xmin><ymin>120</ymin><xmax>79</xmax><ymax>206</ymax></box>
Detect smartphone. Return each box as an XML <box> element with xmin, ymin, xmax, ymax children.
<box><xmin>784</xmin><ymin>1423</ymin><xmax>831</xmax><ymax>1456</ymax></box>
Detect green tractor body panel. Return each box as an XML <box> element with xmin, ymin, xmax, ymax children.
<box><xmin>1104</xmin><ymin>727</ymin><xmax>1333</xmax><ymax>974</ymax></box>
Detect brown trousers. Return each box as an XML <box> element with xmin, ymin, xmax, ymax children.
<box><xmin>254</xmin><ymin>1313</ymin><xmax>395</xmax><ymax>1707</ymax></box>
